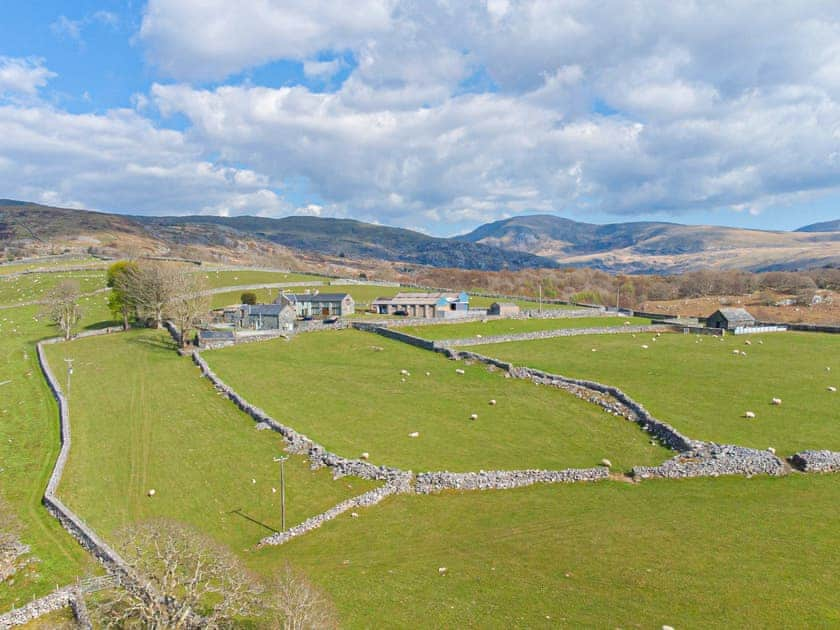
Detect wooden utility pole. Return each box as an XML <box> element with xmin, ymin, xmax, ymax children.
<box><xmin>273</xmin><ymin>455</ymin><xmax>288</xmax><ymax>531</ymax></box>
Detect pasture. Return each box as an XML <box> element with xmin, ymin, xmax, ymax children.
<box><xmin>399</xmin><ymin>315</ymin><xmax>652</xmax><ymax>341</ymax></box>
<box><xmin>0</xmin><ymin>257</ymin><xmax>104</xmax><ymax>275</ymax></box>
<box><xmin>42</xmin><ymin>330</ymin><xmax>377</xmax><ymax>551</ymax></box>
<box><xmin>0</xmin><ymin>302</ymin><xmax>109</xmax><ymax>612</ymax></box>
<box><xmin>203</xmin><ymin>330</ymin><xmax>670</xmax><ymax>472</ymax></box>
<box><xmin>468</xmin><ymin>331</ymin><xmax>840</xmax><ymax>455</ymax></box>
<box><xmin>253</xmin><ymin>474</ymin><xmax>840</xmax><ymax>628</ymax></box>
<box><xmin>0</xmin><ymin>271</ymin><xmax>107</xmax><ymax>306</ymax></box>
<box><xmin>195</xmin><ymin>269</ymin><xmax>324</xmax><ymax>289</ymax></box>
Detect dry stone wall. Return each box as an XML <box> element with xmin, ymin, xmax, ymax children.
<box><xmin>631</xmin><ymin>444</ymin><xmax>786</xmax><ymax>479</ymax></box>
<box><xmin>790</xmin><ymin>450</ymin><xmax>840</xmax><ymax>472</ymax></box>
<box><xmin>0</xmin><ymin>588</ymin><xmax>76</xmax><ymax>630</ymax></box>
<box><xmin>437</xmin><ymin>324</ymin><xmax>674</xmax><ymax>348</ymax></box>
<box><xmin>415</xmin><ymin>468</ymin><xmax>609</xmax><ymax>493</ymax></box>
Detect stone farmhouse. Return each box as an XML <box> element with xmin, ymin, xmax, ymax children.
<box><xmin>371</xmin><ymin>292</ymin><xmax>470</xmax><ymax>319</ymax></box>
<box><xmin>229</xmin><ymin>303</ymin><xmax>297</xmax><ymax>331</ymax></box>
<box><xmin>275</xmin><ymin>292</ymin><xmax>355</xmax><ymax>318</ymax></box>
<box><xmin>706</xmin><ymin>307</ymin><xmax>756</xmax><ymax>331</ymax></box>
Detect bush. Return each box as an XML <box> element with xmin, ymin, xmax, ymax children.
<box><xmin>241</xmin><ymin>291</ymin><xmax>258</xmax><ymax>305</ymax></box>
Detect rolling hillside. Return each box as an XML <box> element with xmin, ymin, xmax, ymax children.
<box><xmin>797</xmin><ymin>219</ymin><xmax>840</xmax><ymax>232</ymax></box>
<box><xmin>458</xmin><ymin>214</ymin><xmax>840</xmax><ymax>273</ymax></box>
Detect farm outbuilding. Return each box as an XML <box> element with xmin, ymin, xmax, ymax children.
<box><xmin>236</xmin><ymin>303</ymin><xmax>297</xmax><ymax>331</ymax></box>
<box><xmin>488</xmin><ymin>302</ymin><xmax>520</xmax><ymax>317</ymax></box>
<box><xmin>371</xmin><ymin>292</ymin><xmax>470</xmax><ymax>319</ymax></box>
<box><xmin>275</xmin><ymin>292</ymin><xmax>355</xmax><ymax>317</ymax></box>
<box><xmin>706</xmin><ymin>308</ymin><xmax>756</xmax><ymax>331</ymax></box>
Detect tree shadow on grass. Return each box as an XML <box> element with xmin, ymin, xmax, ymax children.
<box><xmin>126</xmin><ymin>332</ymin><xmax>178</xmax><ymax>353</ymax></box>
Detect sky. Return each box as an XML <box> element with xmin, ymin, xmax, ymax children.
<box><xmin>1</xmin><ymin>1</ymin><xmax>840</xmax><ymax>236</ymax></box>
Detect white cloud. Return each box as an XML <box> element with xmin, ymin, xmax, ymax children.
<box><xmin>0</xmin><ymin>103</ymin><xmax>289</xmax><ymax>218</ymax></box>
<box><xmin>51</xmin><ymin>11</ymin><xmax>119</xmax><ymax>43</ymax></box>
<box><xmin>303</xmin><ymin>59</ymin><xmax>341</xmax><ymax>80</ymax></box>
<box><xmin>0</xmin><ymin>57</ymin><xmax>56</xmax><ymax>97</ymax></box>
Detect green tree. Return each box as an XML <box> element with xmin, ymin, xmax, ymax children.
<box><xmin>107</xmin><ymin>261</ymin><xmax>139</xmax><ymax>330</ymax></box>
<box><xmin>240</xmin><ymin>291</ymin><xmax>258</xmax><ymax>305</ymax></box>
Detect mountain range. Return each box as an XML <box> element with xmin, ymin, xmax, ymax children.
<box><xmin>1</xmin><ymin>199</ymin><xmax>838</xmax><ymax>274</ymax></box>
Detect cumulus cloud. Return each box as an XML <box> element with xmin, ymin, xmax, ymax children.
<box><xmin>0</xmin><ymin>57</ymin><xmax>56</xmax><ymax>97</ymax></box>
<box><xmin>0</xmin><ymin>103</ymin><xmax>287</xmax><ymax>217</ymax></box>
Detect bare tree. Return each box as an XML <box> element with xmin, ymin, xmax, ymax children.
<box><xmin>266</xmin><ymin>563</ymin><xmax>339</xmax><ymax>630</ymax></box>
<box><xmin>165</xmin><ymin>273</ymin><xmax>210</xmax><ymax>348</ymax></box>
<box><xmin>119</xmin><ymin>262</ymin><xmax>181</xmax><ymax>328</ymax></box>
<box><xmin>93</xmin><ymin>520</ymin><xmax>261</xmax><ymax>629</ymax></box>
<box><xmin>44</xmin><ymin>280</ymin><xmax>82</xmax><ymax>340</ymax></box>
<box><xmin>0</xmin><ymin>497</ymin><xmax>30</xmax><ymax>582</ymax></box>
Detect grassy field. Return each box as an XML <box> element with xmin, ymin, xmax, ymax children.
<box><xmin>203</xmin><ymin>330</ymin><xmax>670</xmax><ymax>472</ymax></box>
<box><xmin>0</xmin><ymin>271</ymin><xmax>107</xmax><ymax>306</ymax></box>
<box><xmin>468</xmin><ymin>331</ymin><xmax>840</xmax><ymax>455</ymax></box>
<box><xmin>252</xmin><ymin>474</ymin><xmax>840</xmax><ymax>628</ymax></box>
<box><xmin>195</xmin><ymin>269</ymin><xmax>324</xmax><ymax>289</ymax></box>
<box><xmin>399</xmin><ymin>316</ymin><xmax>652</xmax><ymax>341</ymax></box>
<box><xmin>0</xmin><ymin>257</ymin><xmax>104</xmax><ymax>275</ymax></box>
<box><xmin>43</xmin><ymin>330</ymin><xmax>378</xmax><ymax>552</ymax></box>
<box><xmin>0</xmin><ymin>303</ymin><xmax>108</xmax><ymax>612</ymax></box>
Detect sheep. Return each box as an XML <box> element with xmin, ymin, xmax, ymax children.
<box><xmin>425</xmin><ymin>371</ymin><xmax>431</xmax><ymax>376</ymax></box>
<box><xmin>771</xmin><ymin>398</ymin><xmax>782</xmax><ymax>406</ymax></box>
<box><xmin>591</xmin><ymin>348</ymin><xmax>597</xmax><ymax>352</ymax></box>
<box><xmin>147</xmin><ymin>489</ymin><xmax>156</xmax><ymax>497</ymax></box>
<box><xmin>251</xmin><ymin>479</ymin><xmax>257</xmax><ymax>484</ymax></box>
<box><xmin>829</xmin><ymin>386</ymin><xmax>837</xmax><ymax>393</ymax></box>
<box><xmin>641</xmin><ymin>344</ymin><xmax>649</xmax><ymax>349</ymax></box>
<box><xmin>744</xmin><ymin>340</ymin><xmax>752</xmax><ymax>345</ymax></box>
<box><xmin>758</xmin><ymin>340</ymin><xmax>764</xmax><ymax>344</ymax></box>
<box><xmin>732</xmin><ymin>349</ymin><xmax>741</xmax><ymax>355</ymax></box>
<box><xmin>351</xmin><ymin>512</ymin><xmax>359</xmax><ymax>518</ymax></box>
<box><xmin>409</xmin><ymin>431</ymin><xmax>420</xmax><ymax>437</ymax></box>
<box><xmin>455</xmin><ymin>368</ymin><xmax>465</xmax><ymax>375</ymax></box>
<box><xmin>744</xmin><ymin>411</ymin><xmax>756</xmax><ymax>419</ymax></box>
<box><xmin>740</xmin><ymin>351</ymin><xmax>747</xmax><ymax>356</ymax></box>
<box><xmin>767</xmin><ymin>447</ymin><xmax>776</xmax><ymax>455</ymax></box>
<box><xmin>470</xmin><ymin>413</ymin><xmax>478</xmax><ymax>420</ymax></box>
<box><xmin>438</xmin><ymin>567</ymin><xmax>447</xmax><ymax>575</ymax></box>
<box><xmin>489</xmin><ymin>399</ymin><xmax>497</xmax><ymax>406</ymax></box>
<box><xmin>600</xmin><ymin>458</ymin><xmax>612</xmax><ymax>468</ymax></box>
<box><xmin>400</xmin><ymin>369</ymin><xmax>409</xmax><ymax>376</ymax></box>
<box><xmin>360</xmin><ymin>452</ymin><xmax>370</xmax><ymax>460</ymax></box>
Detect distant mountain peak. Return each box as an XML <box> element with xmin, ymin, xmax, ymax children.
<box><xmin>796</xmin><ymin>219</ymin><xmax>840</xmax><ymax>232</ymax></box>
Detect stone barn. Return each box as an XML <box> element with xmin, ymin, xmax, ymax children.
<box><xmin>371</xmin><ymin>292</ymin><xmax>470</xmax><ymax>319</ymax></box>
<box><xmin>275</xmin><ymin>292</ymin><xmax>355</xmax><ymax>318</ymax></box>
<box><xmin>706</xmin><ymin>308</ymin><xmax>756</xmax><ymax>331</ymax></box>
<box><xmin>488</xmin><ymin>302</ymin><xmax>520</xmax><ymax>317</ymax></box>
<box><xmin>237</xmin><ymin>303</ymin><xmax>297</xmax><ymax>331</ymax></box>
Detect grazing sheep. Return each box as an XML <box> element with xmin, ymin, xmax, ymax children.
<box><xmin>476</xmin><ymin>334</ymin><xmax>483</xmax><ymax>339</ymax></box>
<box><xmin>744</xmin><ymin>411</ymin><xmax>756</xmax><ymax>419</ymax></box>
<box><xmin>400</xmin><ymin>369</ymin><xmax>409</xmax><ymax>375</ymax></box>
<box><xmin>438</xmin><ymin>567</ymin><xmax>447</xmax><ymax>575</ymax></box>
<box><xmin>351</xmin><ymin>512</ymin><xmax>359</xmax><ymax>518</ymax></box>
<box><xmin>732</xmin><ymin>349</ymin><xmax>741</xmax><ymax>355</ymax></box>
<box><xmin>758</xmin><ymin>340</ymin><xmax>764</xmax><ymax>344</ymax></box>
<box><xmin>147</xmin><ymin>489</ymin><xmax>156</xmax><ymax>497</ymax></box>
<box><xmin>591</xmin><ymin>348</ymin><xmax>597</xmax><ymax>352</ymax></box>
<box><xmin>600</xmin><ymin>458</ymin><xmax>612</xmax><ymax>468</ymax></box>
<box><xmin>744</xmin><ymin>340</ymin><xmax>752</xmax><ymax>345</ymax></box>
<box><xmin>425</xmin><ymin>371</ymin><xmax>431</xmax><ymax>376</ymax></box>
<box><xmin>272</xmin><ymin>488</ymin><xmax>277</xmax><ymax>493</ymax></box>
<box><xmin>829</xmin><ymin>386</ymin><xmax>837</xmax><ymax>393</ymax></box>
<box><xmin>455</xmin><ymin>368</ymin><xmax>465</xmax><ymax>375</ymax></box>
<box><xmin>641</xmin><ymin>344</ymin><xmax>649</xmax><ymax>349</ymax></box>
<box><xmin>740</xmin><ymin>351</ymin><xmax>747</xmax><ymax>356</ymax></box>
<box><xmin>827</xmin><ymin>367</ymin><xmax>832</xmax><ymax>372</ymax></box>
<box><xmin>767</xmin><ymin>447</ymin><xmax>776</xmax><ymax>455</ymax></box>
<box><xmin>489</xmin><ymin>399</ymin><xmax>497</xmax><ymax>406</ymax></box>
<box><xmin>771</xmin><ymin>398</ymin><xmax>782</xmax><ymax>405</ymax></box>
<box><xmin>470</xmin><ymin>413</ymin><xmax>478</xmax><ymax>420</ymax></box>
<box><xmin>251</xmin><ymin>479</ymin><xmax>256</xmax><ymax>484</ymax></box>
<box><xmin>409</xmin><ymin>431</ymin><xmax>420</xmax><ymax>437</ymax></box>
<box><xmin>360</xmin><ymin>452</ymin><xmax>370</xmax><ymax>460</ymax></box>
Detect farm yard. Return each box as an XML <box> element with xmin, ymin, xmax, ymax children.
<box><xmin>398</xmin><ymin>315</ymin><xmax>652</xmax><ymax>341</ymax></box>
<box><xmin>468</xmin><ymin>331</ymin><xmax>840</xmax><ymax>456</ymax></box>
<box><xmin>202</xmin><ymin>330</ymin><xmax>671</xmax><ymax>472</ymax></box>
<box><xmin>1</xmin><ymin>262</ymin><xmax>839</xmax><ymax>628</ymax></box>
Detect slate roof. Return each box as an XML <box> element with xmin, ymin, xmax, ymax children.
<box><xmin>371</xmin><ymin>292</ymin><xmax>464</xmax><ymax>305</ymax></box>
<box><xmin>247</xmin><ymin>304</ymin><xmax>293</xmax><ymax>316</ymax></box>
<box><xmin>281</xmin><ymin>293</ymin><xmax>351</xmax><ymax>302</ymax></box>
<box><xmin>713</xmin><ymin>307</ymin><xmax>756</xmax><ymax>323</ymax></box>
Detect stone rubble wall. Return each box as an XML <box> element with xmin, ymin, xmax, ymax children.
<box><xmin>258</xmin><ymin>476</ymin><xmax>412</xmax><ymax>547</ymax></box>
<box><xmin>414</xmin><ymin>468</ymin><xmax>609</xmax><ymax>493</ymax></box>
<box><xmin>520</xmin><ymin>308</ymin><xmax>606</xmax><ymax>318</ymax></box>
<box><xmin>790</xmin><ymin>450</ymin><xmax>840</xmax><ymax>472</ymax></box>
<box><xmin>0</xmin><ymin>588</ymin><xmax>76</xmax><ymax>629</ymax></box>
<box><xmin>437</xmin><ymin>324</ymin><xmax>675</xmax><ymax>348</ymax></box>
<box><xmin>631</xmin><ymin>444</ymin><xmax>786</xmax><ymax>479</ymax></box>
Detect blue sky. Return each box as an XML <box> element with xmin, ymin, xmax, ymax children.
<box><xmin>1</xmin><ymin>1</ymin><xmax>839</xmax><ymax>235</ymax></box>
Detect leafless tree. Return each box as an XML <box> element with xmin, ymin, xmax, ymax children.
<box><xmin>93</xmin><ymin>520</ymin><xmax>261</xmax><ymax>629</ymax></box>
<box><xmin>165</xmin><ymin>272</ymin><xmax>210</xmax><ymax>348</ymax></box>
<box><xmin>0</xmin><ymin>497</ymin><xmax>30</xmax><ymax>582</ymax></box>
<box><xmin>266</xmin><ymin>563</ymin><xmax>339</xmax><ymax>630</ymax></box>
<box><xmin>118</xmin><ymin>262</ymin><xmax>182</xmax><ymax>328</ymax></box>
<box><xmin>44</xmin><ymin>280</ymin><xmax>82</xmax><ymax>340</ymax></box>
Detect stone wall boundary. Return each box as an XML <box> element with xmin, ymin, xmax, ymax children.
<box><xmin>436</xmin><ymin>324</ymin><xmax>675</xmax><ymax>348</ymax></box>
<box><xmin>0</xmin><ymin>588</ymin><xmax>76</xmax><ymax>629</ymax></box>
<box><xmin>414</xmin><ymin>468</ymin><xmax>610</xmax><ymax>493</ymax></box>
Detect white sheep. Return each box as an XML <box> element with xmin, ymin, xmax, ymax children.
<box><xmin>771</xmin><ymin>398</ymin><xmax>782</xmax><ymax>406</ymax></box>
<box><xmin>591</xmin><ymin>348</ymin><xmax>597</xmax><ymax>352</ymax></box>
<box><xmin>641</xmin><ymin>344</ymin><xmax>649</xmax><ymax>349</ymax></box>
<box><xmin>600</xmin><ymin>458</ymin><xmax>612</xmax><ymax>468</ymax></box>
<box><xmin>744</xmin><ymin>411</ymin><xmax>756</xmax><ymax>419</ymax></box>
<box><xmin>425</xmin><ymin>371</ymin><xmax>431</xmax><ymax>376</ymax></box>
<box><xmin>400</xmin><ymin>369</ymin><xmax>409</xmax><ymax>375</ymax></box>
<box><xmin>360</xmin><ymin>452</ymin><xmax>370</xmax><ymax>460</ymax></box>
<box><xmin>489</xmin><ymin>399</ymin><xmax>497</xmax><ymax>406</ymax></box>
<box><xmin>470</xmin><ymin>413</ymin><xmax>478</xmax><ymax>420</ymax></box>
<box><xmin>438</xmin><ymin>567</ymin><xmax>447</xmax><ymax>575</ymax></box>
<box><xmin>829</xmin><ymin>386</ymin><xmax>837</xmax><ymax>393</ymax></box>
<box><xmin>147</xmin><ymin>489</ymin><xmax>156</xmax><ymax>497</ymax></box>
<box><xmin>351</xmin><ymin>512</ymin><xmax>359</xmax><ymax>518</ymax></box>
<box><xmin>455</xmin><ymin>368</ymin><xmax>465</xmax><ymax>375</ymax></box>
<box><xmin>740</xmin><ymin>351</ymin><xmax>747</xmax><ymax>356</ymax></box>
<box><xmin>409</xmin><ymin>431</ymin><xmax>420</xmax><ymax>437</ymax></box>
<box><xmin>732</xmin><ymin>349</ymin><xmax>740</xmax><ymax>355</ymax></box>
<box><xmin>744</xmin><ymin>340</ymin><xmax>752</xmax><ymax>345</ymax></box>
<box><xmin>767</xmin><ymin>447</ymin><xmax>776</xmax><ymax>455</ymax></box>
